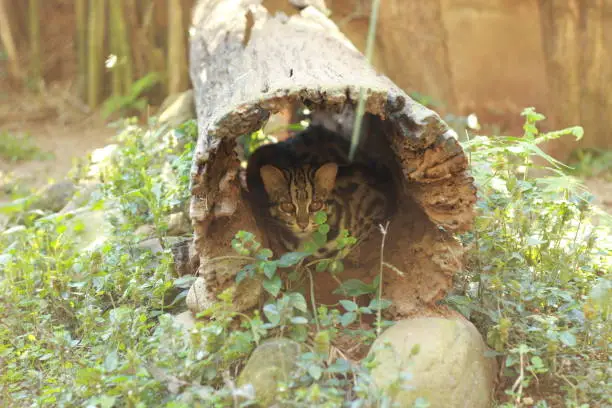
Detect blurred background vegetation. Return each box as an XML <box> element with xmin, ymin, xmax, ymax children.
<box><xmin>1</xmin><ymin>0</ymin><xmax>611</xmax><ymax>159</ymax></box>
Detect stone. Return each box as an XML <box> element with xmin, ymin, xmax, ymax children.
<box><xmin>59</xmin><ymin>182</ymin><xmax>101</xmax><ymax>214</ymax></box>
<box><xmin>134</xmin><ymin>224</ymin><xmax>156</xmax><ymax>239</ymax></box>
<box><xmin>137</xmin><ymin>238</ymin><xmax>165</xmax><ymax>255</ymax></box>
<box><xmin>186</xmin><ymin>277</ymin><xmax>212</xmax><ymax>314</ymax></box>
<box><xmin>0</xmin><ymin>225</ymin><xmax>26</xmax><ymax>245</ymax></box>
<box><xmin>173</xmin><ymin>310</ymin><xmax>197</xmax><ymax>331</ymax></box>
<box><xmin>368</xmin><ymin>317</ymin><xmax>497</xmax><ymax>408</ymax></box>
<box><xmin>63</xmin><ymin>207</ymin><xmax>115</xmax><ymax>252</ymax></box>
<box><xmin>237</xmin><ymin>338</ymin><xmax>305</xmax><ymax>406</ymax></box>
<box><xmin>165</xmin><ymin>212</ymin><xmax>191</xmax><ymax>236</ymax></box>
<box><xmin>158</xmin><ymin>90</ymin><xmax>196</xmax><ymax>127</ymax></box>
<box><xmin>87</xmin><ymin>144</ymin><xmax>119</xmax><ymax>181</ymax></box>
<box><xmin>30</xmin><ymin>180</ymin><xmax>77</xmax><ymax>212</ymax></box>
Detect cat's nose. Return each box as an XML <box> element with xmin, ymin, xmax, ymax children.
<box><xmin>297</xmin><ymin>221</ymin><xmax>308</xmax><ymax>230</ymax></box>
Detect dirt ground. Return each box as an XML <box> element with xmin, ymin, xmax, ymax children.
<box><xmin>0</xmin><ymin>86</ymin><xmax>115</xmax><ymax>200</ymax></box>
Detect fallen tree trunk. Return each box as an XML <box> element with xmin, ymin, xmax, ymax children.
<box><xmin>186</xmin><ymin>0</ymin><xmax>476</xmax><ymax>318</ymax></box>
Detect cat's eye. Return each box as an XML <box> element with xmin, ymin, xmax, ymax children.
<box><xmin>280</xmin><ymin>202</ymin><xmax>296</xmax><ymax>213</ymax></box>
<box><xmin>309</xmin><ymin>201</ymin><xmax>323</xmax><ymax>212</ymax></box>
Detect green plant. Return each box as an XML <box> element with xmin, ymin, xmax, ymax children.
<box><xmin>0</xmin><ymin>131</ymin><xmax>49</xmax><ymax>162</ymax></box>
<box><xmin>101</xmin><ymin>72</ymin><xmax>163</xmax><ymax>119</ymax></box>
<box><xmin>452</xmin><ymin>108</ymin><xmax>611</xmax><ymax>407</ymax></box>
<box><xmin>568</xmin><ymin>148</ymin><xmax>612</xmax><ymax>180</ymax></box>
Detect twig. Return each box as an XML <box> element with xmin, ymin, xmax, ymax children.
<box><xmin>349</xmin><ymin>0</ymin><xmax>381</xmax><ymax>161</ymax></box>
<box><xmin>376</xmin><ymin>221</ymin><xmax>389</xmax><ymax>336</ymax></box>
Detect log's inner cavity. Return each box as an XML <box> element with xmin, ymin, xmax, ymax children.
<box><xmin>227</xmin><ymin>102</ymin><xmax>442</xmax><ymax>311</ymax></box>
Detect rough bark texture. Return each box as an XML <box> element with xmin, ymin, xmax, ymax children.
<box><xmin>186</xmin><ymin>0</ymin><xmax>476</xmax><ymax>318</ymax></box>
<box><xmin>539</xmin><ymin>0</ymin><xmax>612</xmax><ymax>158</ymax></box>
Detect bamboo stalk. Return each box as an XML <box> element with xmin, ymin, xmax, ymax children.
<box><xmin>124</xmin><ymin>0</ymin><xmax>145</xmax><ymax>79</ymax></box>
<box><xmin>0</xmin><ymin>0</ymin><xmax>20</xmax><ymax>81</ymax></box>
<box><xmin>167</xmin><ymin>0</ymin><xmax>188</xmax><ymax>94</ymax></box>
<box><xmin>87</xmin><ymin>0</ymin><xmax>106</xmax><ymax>108</ymax></box>
<box><xmin>75</xmin><ymin>0</ymin><xmax>87</xmax><ymax>98</ymax></box>
<box><xmin>28</xmin><ymin>0</ymin><xmax>40</xmax><ymax>89</ymax></box>
<box><xmin>109</xmin><ymin>0</ymin><xmax>123</xmax><ymax>97</ymax></box>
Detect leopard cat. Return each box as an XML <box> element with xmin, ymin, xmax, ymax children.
<box><xmin>248</xmin><ymin>125</ymin><xmax>395</xmax><ymax>258</ymax></box>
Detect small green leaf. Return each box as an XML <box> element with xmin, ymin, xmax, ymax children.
<box><xmin>286</xmin><ymin>292</ymin><xmax>308</xmax><ymax>312</ymax></box>
<box><xmin>173</xmin><ymin>275</ymin><xmax>196</xmax><ymax>289</ymax></box>
<box><xmin>318</xmin><ymin>223</ymin><xmax>330</xmax><ymax>234</ymax></box>
<box><xmin>308</xmin><ymin>364</ymin><xmax>322</xmax><ymax>380</ymax></box>
<box><xmin>526</xmin><ymin>235</ymin><xmax>545</xmax><ymax>246</ymax></box>
<box><xmin>339</xmin><ymin>300</ymin><xmax>358</xmax><ymax>312</ymax></box>
<box><xmin>559</xmin><ymin>331</ymin><xmax>577</xmax><ymax>347</ymax></box>
<box><xmin>340</xmin><ymin>312</ymin><xmax>357</xmax><ymax>327</ymax></box>
<box><xmin>312</xmin><ymin>231</ymin><xmax>327</xmax><ymax>247</ymax></box>
<box><xmin>256</xmin><ymin>248</ymin><xmax>273</xmax><ymax>260</ymax></box>
<box><xmin>290</xmin><ymin>316</ymin><xmax>308</xmax><ymax>325</ymax></box>
<box><xmin>263</xmin><ymin>275</ymin><xmax>282</xmax><ymax>297</ymax></box>
<box><xmin>263</xmin><ymin>304</ymin><xmax>280</xmax><ymax>326</ymax></box>
<box><xmin>328</xmin><ymin>260</ymin><xmax>344</xmax><ymax>274</ymax></box>
<box><xmin>333</xmin><ymin>279</ymin><xmax>375</xmax><ymax>296</ymax></box>
<box><xmin>278</xmin><ymin>252</ymin><xmax>308</xmax><ymax>267</ymax></box>
<box><xmin>104</xmin><ymin>350</ymin><xmax>119</xmax><ymax>372</ymax></box>
<box><xmin>315</xmin><ymin>259</ymin><xmax>330</xmax><ymax>272</ymax></box>
<box><xmin>314</xmin><ymin>211</ymin><xmax>327</xmax><ymax>225</ymax></box>
<box><xmin>368</xmin><ymin>298</ymin><xmax>393</xmax><ymax>311</ymax></box>
<box><xmin>261</xmin><ymin>261</ymin><xmax>277</xmax><ymax>279</ymax></box>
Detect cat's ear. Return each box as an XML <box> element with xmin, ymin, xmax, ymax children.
<box><xmin>314</xmin><ymin>163</ymin><xmax>338</xmax><ymax>193</ymax></box>
<box><xmin>260</xmin><ymin>165</ymin><xmax>286</xmax><ymax>195</ymax></box>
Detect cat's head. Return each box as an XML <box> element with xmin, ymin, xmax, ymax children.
<box><xmin>259</xmin><ymin>162</ymin><xmax>338</xmax><ymax>235</ymax></box>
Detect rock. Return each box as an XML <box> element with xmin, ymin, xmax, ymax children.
<box><xmin>368</xmin><ymin>317</ymin><xmax>497</xmax><ymax>408</ymax></box>
<box><xmin>158</xmin><ymin>90</ymin><xmax>196</xmax><ymax>127</ymax></box>
<box><xmin>137</xmin><ymin>238</ymin><xmax>165</xmax><ymax>255</ymax></box>
<box><xmin>173</xmin><ymin>310</ymin><xmax>197</xmax><ymax>331</ymax></box>
<box><xmin>59</xmin><ymin>182</ymin><xmax>101</xmax><ymax>213</ymax></box>
<box><xmin>87</xmin><ymin>144</ymin><xmax>119</xmax><ymax>181</ymax></box>
<box><xmin>237</xmin><ymin>338</ymin><xmax>305</xmax><ymax>406</ymax></box>
<box><xmin>31</xmin><ymin>180</ymin><xmax>77</xmax><ymax>212</ymax></box>
<box><xmin>134</xmin><ymin>224</ymin><xmax>156</xmax><ymax>239</ymax></box>
<box><xmin>186</xmin><ymin>277</ymin><xmax>212</xmax><ymax>314</ymax></box>
<box><xmin>170</xmin><ymin>237</ymin><xmax>197</xmax><ymax>276</ymax></box>
<box><xmin>0</xmin><ymin>225</ymin><xmax>27</xmax><ymax>245</ymax></box>
<box><xmin>166</xmin><ymin>212</ymin><xmax>191</xmax><ymax>236</ymax></box>
<box><xmin>63</xmin><ymin>207</ymin><xmax>115</xmax><ymax>252</ymax></box>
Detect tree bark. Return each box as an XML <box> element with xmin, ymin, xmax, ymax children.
<box><xmin>538</xmin><ymin>0</ymin><xmax>612</xmax><ymax>158</ymax></box>
<box><xmin>187</xmin><ymin>1</ymin><xmax>476</xmax><ymax>318</ymax></box>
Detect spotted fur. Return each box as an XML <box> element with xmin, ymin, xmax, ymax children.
<box><xmin>248</xmin><ymin>125</ymin><xmax>395</xmax><ymax>258</ymax></box>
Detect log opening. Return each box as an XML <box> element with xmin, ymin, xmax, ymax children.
<box><xmin>186</xmin><ymin>1</ymin><xmax>477</xmax><ymax>318</ymax></box>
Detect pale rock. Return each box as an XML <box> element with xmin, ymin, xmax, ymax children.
<box><xmin>59</xmin><ymin>182</ymin><xmax>101</xmax><ymax>213</ymax></box>
<box><xmin>31</xmin><ymin>180</ymin><xmax>77</xmax><ymax>212</ymax></box>
<box><xmin>237</xmin><ymin>338</ymin><xmax>305</xmax><ymax>406</ymax></box>
<box><xmin>166</xmin><ymin>212</ymin><xmax>191</xmax><ymax>236</ymax></box>
<box><xmin>186</xmin><ymin>277</ymin><xmax>212</xmax><ymax>314</ymax></box>
<box><xmin>158</xmin><ymin>90</ymin><xmax>196</xmax><ymax>127</ymax></box>
<box><xmin>369</xmin><ymin>317</ymin><xmax>497</xmax><ymax>408</ymax></box>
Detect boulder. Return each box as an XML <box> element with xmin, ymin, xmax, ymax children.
<box><xmin>368</xmin><ymin>317</ymin><xmax>497</xmax><ymax>408</ymax></box>
<box><xmin>59</xmin><ymin>182</ymin><xmax>101</xmax><ymax>213</ymax></box>
<box><xmin>30</xmin><ymin>180</ymin><xmax>77</xmax><ymax>212</ymax></box>
<box><xmin>165</xmin><ymin>212</ymin><xmax>191</xmax><ymax>236</ymax></box>
<box><xmin>237</xmin><ymin>338</ymin><xmax>305</xmax><ymax>406</ymax></box>
<box><xmin>158</xmin><ymin>90</ymin><xmax>196</xmax><ymax>127</ymax></box>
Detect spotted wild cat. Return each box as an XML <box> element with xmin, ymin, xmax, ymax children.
<box><xmin>248</xmin><ymin>125</ymin><xmax>395</xmax><ymax>258</ymax></box>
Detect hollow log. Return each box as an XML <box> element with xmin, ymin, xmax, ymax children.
<box><xmin>186</xmin><ymin>0</ymin><xmax>476</xmax><ymax>318</ymax></box>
